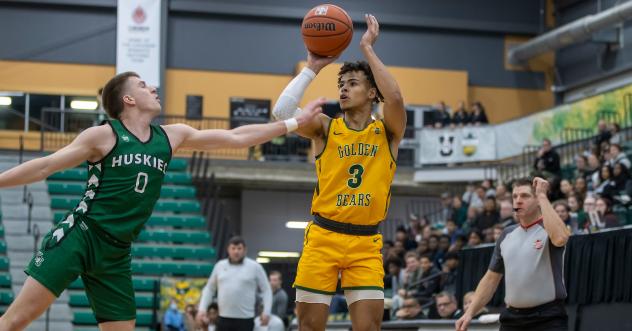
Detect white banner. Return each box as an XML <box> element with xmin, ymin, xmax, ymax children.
<box><xmin>116</xmin><ymin>0</ymin><xmax>162</xmax><ymax>87</ymax></box>
<box><xmin>419</xmin><ymin>127</ymin><xmax>496</xmax><ymax>164</ymax></box>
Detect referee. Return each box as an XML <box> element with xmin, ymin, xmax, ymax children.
<box><xmin>456</xmin><ymin>177</ymin><xmax>570</xmax><ymax>331</ymax></box>
<box><xmin>197</xmin><ymin>236</ymin><xmax>273</xmax><ymax>331</ymax></box>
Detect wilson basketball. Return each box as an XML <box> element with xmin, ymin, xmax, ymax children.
<box><xmin>301</xmin><ymin>4</ymin><xmax>353</xmax><ymax>57</ymax></box>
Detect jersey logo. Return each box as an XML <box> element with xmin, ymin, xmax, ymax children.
<box><xmin>534</xmin><ymin>239</ymin><xmax>543</xmax><ymax>250</ymax></box>
<box><xmin>122</xmin><ymin>135</ymin><xmax>130</xmax><ymax>142</ymax></box>
<box><xmin>333</xmin><ymin>131</ymin><xmax>342</xmax><ymax>135</ymax></box>
<box><xmin>375</xmin><ymin>127</ymin><xmax>380</xmax><ymax>134</ymax></box>
<box><xmin>34</xmin><ymin>251</ymin><xmax>44</xmax><ymax>267</ymax></box>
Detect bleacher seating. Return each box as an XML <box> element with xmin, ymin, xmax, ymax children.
<box><xmin>0</xmin><ymin>203</ymin><xmax>12</xmax><ymax>313</ymax></box>
<box><xmin>47</xmin><ymin>158</ymin><xmax>214</xmax><ymax>328</ymax></box>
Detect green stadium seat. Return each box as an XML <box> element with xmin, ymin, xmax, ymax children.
<box><xmin>48</xmin><ymin>182</ymin><xmax>85</xmax><ymax>195</ymax></box>
<box><xmin>0</xmin><ymin>241</ymin><xmax>6</xmax><ymax>254</ymax></box>
<box><xmin>70</xmin><ymin>277</ymin><xmax>158</xmax><ymax>291</ymax></box>
<box><xmin>137</xmin><ymin>229</ymin><xmax>211</xmax><ymax>244</ymax></box>
<box><xmin>164</xmin><ymin>172</ymin><xmax>192</xmax><ymax>185</ymax></box>
<box><xmin>154</xmin><ymin>200</ymin><xmax>200</xmax><ymax>213</ymax></box>
<box><xmin>132</xmin><ymin>260</ymin><xmax>213</xmax><ymax>276</ymax></box>
<box><xmin>49</xmin><ymin>168</ymin><xmax>87</xmax><ymax>181</ymax></box>
<box><xmin>167</xmin><ymin>159</ymin><xmax>188</xmax><ymax>171</ymax></box>
<box><xmin>0</xmin><ymin>290</ymin><xmax>13</xmax><ymax>304</ymax></box>
<box><xmin>0</xmin><ymin>273</ymin><xmax>11</xmax><ymax>287</ymax></box>
<box><xmin>69</xmin><ymin>293</ymin><xmax>156</xmax><ymax>309</ymax></box>
<box><xmin>51</xmin><ymin>197</ymin><xmax>78</xmax><ymax>210</ymax></box>
<box><xmin>73</xmin><ymin>310</ymin><xmax>152</xmax><ymax>326</ymax></box>
<box><xmin>160</xmin><ymin>185</ymin><xmax>196</xmax><ymax>199</ymax></box>
<box><xmin>0</xmin><ymin>226</ymin><xmax>4</xmax><ymax>238</ymax></box>
<box><xmin>133</xmin><ymin>245</ymin><xmax>216</xmax><ymax>260</ymax></box>
<box><xmin>0</xmin><ymin>257</ymin><xmax>9</xmax><ymax>271</ymax></box>
<box><xmin>146</xmin><ymin>215</ymin><xmax>205</xmax><ymax>228</ymax></box>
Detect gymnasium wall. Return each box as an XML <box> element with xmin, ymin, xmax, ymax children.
<box><xmin>0</xmin><ymin>0</ymin><xmax>553</xmax><ymax>125</ymax></box>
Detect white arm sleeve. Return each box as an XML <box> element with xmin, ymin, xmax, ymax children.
<box><xmin>198</xmin><ymin>266</ymin><xmax>218</xmax><ymax>311</ymax></box>
<box><xmin>272</xmin><ymin>67</ymin><xmax>316</xmax><ymax>120</ymax></box>
<box><xmin>256</xmin><ymin>264</ymin><xmax>274</xmax><ymax>316</ymax></box>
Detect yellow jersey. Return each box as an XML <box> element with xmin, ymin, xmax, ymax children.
<box><xmin>311</xmin><ymin>117</ymin><xmax>396</xmax><ymax>226</ymax></box>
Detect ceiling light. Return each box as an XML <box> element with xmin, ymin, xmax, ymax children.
<box><xmin>285</xmin><ymin>221</ymin><xmax>309</xmax><ymax>229</ymax></box>
<box><xmin>256</xmin><ymin>257</ymin><xmax>270</xmax><ymax>264</ymax></box>
<box><xmin>258</xmin><ymin>251</ymin><xmax>300</xmax><ymax>258</ymax></box>
<box><xmin>0</xmin><ymin>97</ymin><xmax>11</xmax><ymax>106</ymax></box>
<box><xmin>71</xmin><ymin>100</ymin><xmax>98</xmax><ymax>110</ymax></box>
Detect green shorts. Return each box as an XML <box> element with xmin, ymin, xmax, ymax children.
<box><xmin>25</xmin><ymin>216</ymin><xmax>135</xmax><ymax>322</ymax></box>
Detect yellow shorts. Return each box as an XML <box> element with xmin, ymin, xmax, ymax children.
<box><xmin>293</xmin><ymin>222</ymin><xmax>384</xmax><ymax>294</ymax></box>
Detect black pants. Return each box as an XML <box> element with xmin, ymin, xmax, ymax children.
<box><xmin>216</xmin><ymin>317</ymin><xmax>254</xmax><ymax>331</ymax></box>
<box><xmin>500</xmin><ymin>300</ymin><xmax>568</xmax><ymax>331</ymax></box>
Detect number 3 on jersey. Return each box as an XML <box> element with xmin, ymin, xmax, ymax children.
<box><xmin>135</xmin><ymin>172</ymin><xmax>148</xmax><ymax>193</ymax></box>
<box><xmin>347</xmin><ymin>164</ymin><xmax>364</xmax><ymax>189</ymax></box>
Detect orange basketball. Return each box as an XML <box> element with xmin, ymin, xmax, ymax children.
<box><xmin>301</xmin><ymin>4</ymin><xmax>353</xmax><ymax>57</ymax></box>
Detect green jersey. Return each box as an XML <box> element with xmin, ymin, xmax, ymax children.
<box><xmin>68</xmin><ymin>119</ymin><xmax>172</xmax><ymax>243</ymax></box>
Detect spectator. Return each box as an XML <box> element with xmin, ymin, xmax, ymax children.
<box><xmin>384</xmin><ymin>258</ymin><xmax>404</xmax><ymax>298</ymax></box>
<box><xmin>595</xmin><ymin>197</ymin><xmax>620</xmax><ymax>228</ymax></box>
<box><xmin>204</xmin><ymin>303</ymin><xmax>219</xmax><ymax>331</ymax></box>
<box><xmin>462</xmin><ymin>184</ymin><xmax>484</xmax><ymax>211</ymax></box>
<box><xmin>443</xmin><ymin>219</ymin><xmax>463</xmax><ymax>246</ymax></box>
<box><xmin>495</xmin><ymin>183</ymin><xmax>510</xmax><ymax>201</ymax></box>
<box><xmin>567</xmin><ymin>195</ymin><xmax>582</xmax><ymax>220</ymax></box>
<box><xmin>533</xmin><ymin>138</ymin><xmax>561</xmax><ymax>176</ymax></box>
<box><xmin>414</xmin><ymin>255</ymin><xmax>442</xmax><ymax>302</ymax></box>
<box><xmin>451</xmin><ymin>196</ymin><xmax>468</xmax><ymax>227</ymax></box>
<box><xmin>466</xmin><ymin>230</ymin><xmax>483</xmax><ymax>248</ymax></box>
<box><xmin>608</xmin><ymin>144</ymin><xmax>631</xmax><ymax>170</ymax></box>
<box><xmin>432</xmin><ymin>101</ymin><xmax>452</xmax><ymax>128</ymax></box>
<box><xmin>268</xmin><ymin>271</ymin><xmax>288</xmax><ymax>322</ymax></box>
<box><xmin>452</xmin><ymin>234</ymin><xmax>468</xmax><ymax>252</ymax></box>
<box><xmin>611</xmin><ymin>162</ymin><xmax>631</xmax><ymax>197</ymax></box>
<box><xmin>437</xmin><ymin>235</ymin><xmax>451</xmax><ymax>260</ymax></box>
<box><xmin>553</xmin><ymin>200</ymin><xmax>579</xmax><ymax>234</ymax></box>
<box><xmin>594</xmin><ymin>165</ymin><xmax>613</xmax><ymax>197</ymax></box>
<box><xmin>164</xmin><ymin>300</ymin><xmax>186</xmax><ymax>331</ymax></box>
<box><xmin>440</xmin><ymin>192</ymin><xmax>454</xmax><ymax>225</ymax></box>
<box><xmin>470</xmin><ymin>102</ymin><xmax>489</xmax><ymax>125</ymax></box>
<box><xmin>197</xmin><ymin>236</ymin><xmax>272</xmax><ymax>331</ymax></box>
<box><xmin>492</xmin><ymin>224</ymin><xmax>505</xmax><ymax>242</ymax></box>
<box><xmin>395</xmin><ymin>297</ymin><xmax>425</xmax><ymax>320</ymax></box>
<box><xmin>472</xmin><ymin>197</ymin><xmax>500</xmax><ymax>232</ymax></box>
<box><xmin>574</xmin><ymin>177</ymin><xmax>588</xmax><ymax>201</ymax></box>
<box><xmin>434</xmin><ymin>292</ymin><xmax>462</xmax><ymax>319</ymax></box>
<box><xmin>481</xmin><ymin>179</ymin><xmax>496</xmax><ymax>198</ymax></box>
<box><xmin>400</xmin><ymin>252</ymin><xmax>422</xmax><ymax>295</ymax></box>
<box><xmin>462</xmin><ymin>291</ymin><xmax>488</xmax><ymax>320</ymax></box>
<box><xmin>574</xmin><ymin>155</ymin><xmax>590</xmax><ymax>179</ymax></box>
<box><xmin>461</xmin><ymin>206</ymin><xmax>479</xmax><ymax>234</ymax></box>
<box><xmin>499</xmin><ymin>199</ymin><xmax>516</xmax><ymax>227</ymax></box>
<box><xmin>586</xmin><ymin>154</ymin><xmax>602</xmax><ymax>190</ymax></box>
<box><xmin>595</xmin><ymin>120</ymin><xmax>612</xmax><ymax>148</ymax></box>
<box><xmin>610</xmin><ymin>123</ymin><xmax>622</xmax><ymax>145</ymax></box>
<box><xmin>441</xmin><ymin>252</ymin><xmax>459</xmax><ymax>295</ymax></box>
<box><xmin>416</xmin><ymin>239</ymin><xmax>429</xmax><ymax>257</ymax></box>
<box><xmin>183</xmin><ymin>304</ymin><xmax>197</xmax><ymax>331</ymax></box>
<box><xmin>559</xmin><ymin>179</ymin><xmax>574</xmax><ymax>199</ymax></box>
<box><xmin>451</xmin><ymin>101</ymin><xmax>471</xmax><ymax>127</ymax></box>
<box><xmin>427</xmin><ymin>235</ymin><xmax>440</xmax><ymax>262</ymax></box>
<box><xmin>395</xmin><ymin>226</ymin><xmax>417</xmax><ymax>251</ymax></box>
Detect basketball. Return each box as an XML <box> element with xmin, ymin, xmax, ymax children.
<box><xmin>301</xmin><ymin>4</ymin><xmax>353</xmax><ymax>57</ymax></box>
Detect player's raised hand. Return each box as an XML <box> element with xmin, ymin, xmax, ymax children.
<box><xmin>360</xmin><ymin>14</ymin><xmax>380</xmax><ymax>48</ymax></box>
<box><xmin>533</xmin><ymin>177</ymin><xmax>550</xmax><ymax>198</ymax></box>
<box><xmin>294</xmin><ymin>97</ymin><xmax>326</xmax><ymax>127</ymax></box>
<box><xmin>307</xmin><ymin>51</ymin><xmax>339</xmax><ymax>74</ymax></box>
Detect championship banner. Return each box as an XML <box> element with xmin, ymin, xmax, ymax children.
<box><xmin>419</xmin><ymin>127</ymin><xmax>496</xmax><ymax>164</ymax></box>
<box><xmin>160</xmin><ymin>277</ymin><xmax>208</xmax><ymax>312</ymax></box>
<box><xmin>116</xmin><ymin>0</ymin><xmax>162</xmax><ymax>87</ymax></box>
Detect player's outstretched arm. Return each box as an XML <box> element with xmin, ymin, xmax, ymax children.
<box><xmin>360</xmin><ymin>14</ymin><xmax>406</xmax><ymax>143</ymax></box>
<box><xmin>272</xmin><ymin>52</ymin><xmax>337</xmax><ymax>140</ymax></box>
<box><xmin>165</xmin><ymin>97</ymin><xmax>327</xmax><ymax>152</ymax></box>
<box><xmin>0</xmin><ymin>126</ymin><xmax>108</xmax><ymax>189</ymax></box>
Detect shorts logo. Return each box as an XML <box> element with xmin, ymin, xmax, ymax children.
<box><xmin>122</xmin><ymin>135</ymin><xmax>130</xmax><ymax>142</ymax></box>
<box><xmin>79</xmin><ymin>221</ymin><xmax>89</xmax><ymax>231</ymax></box>
<box><xmin>534</xmin><ymin>239</ymin><xmax>543</xmax><ymax>250</ymax></box>
<box><xmin>34</xmin><ymin>251</ymin><xmax>44</xmax><ymax>267</ymax></box>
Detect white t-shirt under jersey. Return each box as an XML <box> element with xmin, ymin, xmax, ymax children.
<box><xmin>198</xmin><ymin>257</ymin><xmax>272</xmax><ymax>319</ymax></box>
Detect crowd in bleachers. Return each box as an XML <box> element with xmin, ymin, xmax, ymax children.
<box><xmin>426</xmin><ymin>101</ymin><xmax>489</xmax><ymax>128</ymax></box>
<box><xmin>376</xmin><ymin>119</ymin><xmax>631</xmax><ymax>322</ymax></box>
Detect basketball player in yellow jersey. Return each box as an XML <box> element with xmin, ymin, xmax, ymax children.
<box><xmin>273</xmin><ymin>14</ymin><xmax>405</xmax><ymax>331</ymax></box>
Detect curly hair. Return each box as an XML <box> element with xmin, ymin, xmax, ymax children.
<box><xmin>338</xmin><ymin>61</ymin><xmax>384</xmax><ymax>103</ymax></box>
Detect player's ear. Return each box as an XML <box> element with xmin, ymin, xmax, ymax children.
<box><xmin>122</xmin><ymin>95</ymin><xmax>135</xmax><ymax>106</ymax></box>
<box><xmin>368</xmin><ymin>87</ymin><xmax>377</xmax><ymax>100</ymax></box>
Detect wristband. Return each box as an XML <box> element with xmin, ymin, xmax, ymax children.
<box><xmin>284</xmin><ymin>118</ymin><xmax>299</xmax><ymax>133</ymax></box>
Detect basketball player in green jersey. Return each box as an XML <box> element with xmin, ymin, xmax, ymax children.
<box><xmin>0</xmin><ymin>72</ymin><xmax>326</xmax><ymax>331</ymax></box>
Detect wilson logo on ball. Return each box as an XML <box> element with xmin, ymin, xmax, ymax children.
<box><xmin>303</xmin><ymin>22</ymin><xmax>336</xmax><ymax>32</ymax></box>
